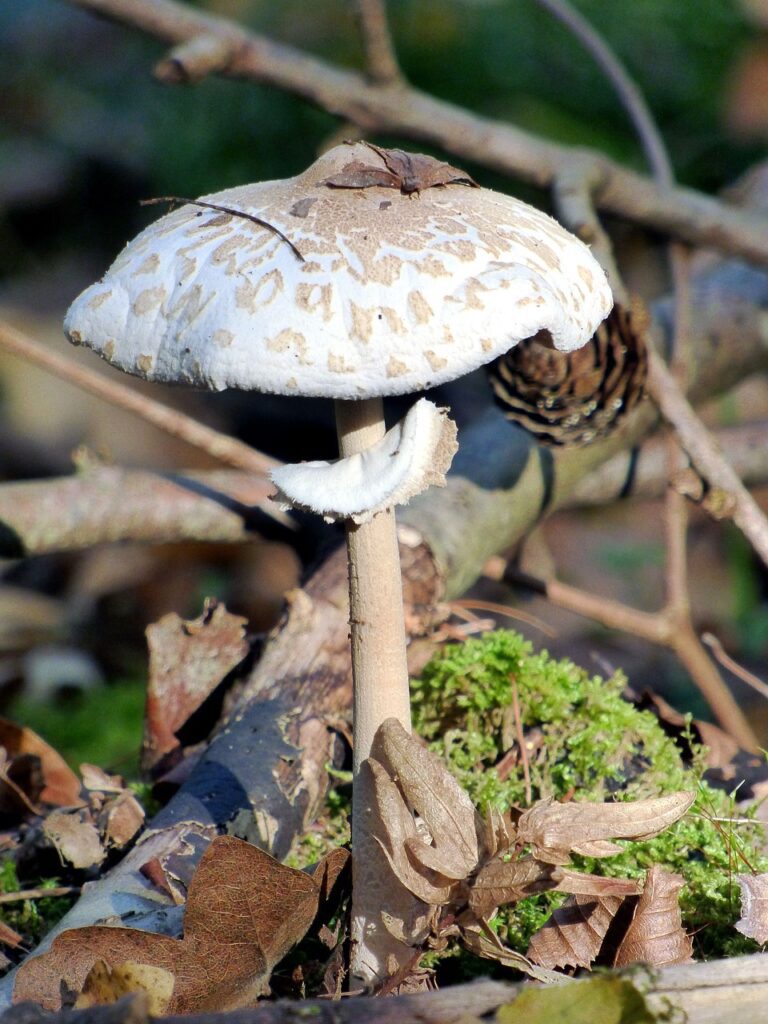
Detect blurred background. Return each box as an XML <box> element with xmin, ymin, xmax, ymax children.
<box><xmin>1</xmin><ymin>0</ymin><xmax>768</xmax><ymax>769</ymax></box>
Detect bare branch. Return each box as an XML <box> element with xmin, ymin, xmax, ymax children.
<box><xmin>0</xmin><ymin>319</ymin><xmax>282</xmax><ymax>484</ymax></box>
<box><xmin>62</xmin><ymin>0</ymin><xmax>768</xmax><ymax>265</ymax></box>
<box><xmin>351</xmin><ymin>0</ymin><xmax>402</xmax><ymax>85</ymax></box>
<box><xmin>649</xmin><ymin>350</ymin><xmax>768</xmax><ymax>570</ymax></box>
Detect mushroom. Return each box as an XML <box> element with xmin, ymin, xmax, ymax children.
<box><xmin>64</xmin><ymin>142</ymin><xmax>612</xmax><ymax>985</ymax></box>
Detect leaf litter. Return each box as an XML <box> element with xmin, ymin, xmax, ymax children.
<box><xmin>367</xmin><ymin>719</ymin><xmax>694</xmax><ymax>978</ymax></box>
<box><xmin>14</xmin><ymin>835</ymin><xmax>349</xmax><ymax>1012</ymax></box>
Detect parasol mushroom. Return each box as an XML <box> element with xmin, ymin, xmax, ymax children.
<box><xmin>64</xmin><ymin>141</ymin><xmax>612</xmax><ymax>985</ymax></box>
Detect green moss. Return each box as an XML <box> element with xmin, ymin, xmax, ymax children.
<box><xmin>410</xmin><ymin>629</ymin><xmax>768</xmax><ymax>959</ymax></box>
<box><xmin>0</xmin><ymin>862</ymin><xmax>75</xmax><ymax>953</ymax></box>
<box><xmin>8</xmin><ymin>679</ymin><xmax>146</xmax><ymax>777</ymax></box>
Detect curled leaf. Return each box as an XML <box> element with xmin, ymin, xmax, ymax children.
<box><xmin>468</xmin><ymin>857</ymin><xmax>559</xmax><ymax>919</ymax></box>
<box><xmin>613</xmin><ymin>865</ymin><xmax>693</xmax><ymax>968</ymax></box>
<box><xmin>365</xmin><ymin>758</ymin><xmax>453</xmax><ymax>905</ymax></box>
<box><xmin>517</xmin><ymin>792</ymin><xmax>695</xmax><ymax>865</ymax></box>
<box><xmin>14</xmin><ymin>836</ymin><xmax>339</xmax><ymax>1012</ymax></box>
<box><xmin>374</xmin><ymin>719</ymin><xmax>480</xmax><ymax>879</ymax></box>
<box><xmin>735</xmin><ymin>873</ymin><xmax>768</xmax><ymax>945</ymax></box>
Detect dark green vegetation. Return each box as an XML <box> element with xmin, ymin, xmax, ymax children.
<box><xmin>9</xmin><ymin>679</ymin><xmax>146</xmax><ymax>776</ymax></box>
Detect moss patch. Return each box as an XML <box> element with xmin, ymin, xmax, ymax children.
<box><xmin>410</xmin><ymin>630</ymin><xmax>768</xmax><ymax>958</ymax></box>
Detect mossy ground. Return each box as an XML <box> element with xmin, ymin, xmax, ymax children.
<box><xmin>295</xmin><ymin>629</ymin><xmax>768</xmax><ymax>963</ymax></box>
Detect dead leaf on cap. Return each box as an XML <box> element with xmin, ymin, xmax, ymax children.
<box><xmin>612</xmin><ymin>866</ymin><xmax>693</xmax><ymax>967</ymax></box>
<box><xmin>74</xmin><ymin>960</ymin><xmax>174</xmax><ymax>1016</ymax></box>
<box><xmin>323</xmin><ymin>143</ymin><xmax>478</xmax><ymax>195</ymax></box>
<box><xmin>735</xmin><ymin>873</ymin><xmax>768</xmax><ymax>945</ymax></box>
<box><xmin>143</xmin><ymin>599</ymin><xmax>249</xmax><ymax>774</ymax></box>
<box><xmin>516</xmin><ymin>792</ymin><xmax>695</xmax><ymax>865</ymax></box>
<box><xmin>14</xmin><ymin>836</ymin><xmax>348</xmax><ymax>1012</ymax></box>
<box><xmin>0</xmin><ymin>718</ymin><xmax>82</xmax><ymax>814</ymax></box>
<box><xmin>43</xmin><ymin>809</ymin><xmax>105</xmax><ymax>870</ymax></box>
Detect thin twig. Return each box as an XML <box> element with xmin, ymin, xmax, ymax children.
<box><xmin>0</xmin><ymin>320</ymin><xmax>282</xmax><ymax>481</ymax></box>
<box><xmin>702</xmin><ymin>633</ymin><xmax>768</xmax><ymax>703</ymax></box>
<box><xmin>60</xmin><ymin>0</ymin><xmax>768</xmax><ymax>265</ymax></box>
<box><xmin>351</xmin><ymin>0</ymin><xmax>402</xmax><ymax>85</ymax></box>
<box><xmin>510</xmin><ymin>674</ymin><xmax>532</xmax><ymax>807</ymax></box>
<box><xmin>0</xmin><ymin>887</ymin><xmax>78</xmax><ymax>904</ymax></box>
<box><xmin>141</xmin><ymin>197</ymin><xmax>305</xmax><ymax>263</ymax></box>
<box><xmin>505</xmin><ymin>567</ymin><xmax>758</xmax><ymax>749</ymax></box>
<box><xmin>535</xmin><ymin>0</ymin><xmax>672</xmax><ymax>183</ymax></box>
<box><xmin>449</xmin><ymin>598</ymin><xmax>556</xmax><ymax>638</ymax></box>
<box><xmin>649</xmin><ymin>351</ymin><xmax>768</xmax><ymax>571</ymax></box>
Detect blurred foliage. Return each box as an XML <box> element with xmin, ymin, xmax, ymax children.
<box><xmin>8</xmin><ymin>679</ymin><xmax>146</xmax><ymax>775</ymax></box>
<box><xmin>0</xmin><ymin>0</ymin><xmax>763</xmax><ymax>279</ymax></box>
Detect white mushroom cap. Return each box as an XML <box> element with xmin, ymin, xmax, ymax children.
<box><xmin>65</xmin><ymin>144</ymin><xmax>612</xmax><ymax>400</ymax></box>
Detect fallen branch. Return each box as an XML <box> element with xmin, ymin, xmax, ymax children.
<box><xmin>62</xmin><ymin>0</ymin><xmax>768</xmax><ymax>266</ymax></box>
<box><xmin>1</xmin><ymin>255</ymin><xmax>765</xmax><ymax>564</ymax></box>
<box><xmin>0</xmin><ymin>321</ymin><xmax>279</xmax><ymax>480</ymax></box>
<box><xmin>7</xmin><ymin>955</ymin><xmax>768</xmax><ymax>1024</ymax></box>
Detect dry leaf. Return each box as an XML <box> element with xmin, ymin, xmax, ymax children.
<box><xmin>143</xmin><ymin>599</ymin><xmax>249</xmax><ymax>774</ymax></box>
<box><xmin>0</xmin><ymin>920</ymin><xmax>23</xmax><ymax>949</ymax></box>
<box><xmin>14</xmin><ymin>836</ymin><xmax>347</xmax><ymax>1012</ymax></box>
<box><xmin>468</xmin><ymin>857</ymin><xmax>560</xmax><ymax>918</ymax></box>
<box><xmin>613</xmin><ymin>865</ymin><xmax>693</xmax><ymax>967</ymax></box>
<box><xmin>74</xmin><ymin>960</ymin><xmax>174</xmax><ymax>1015</ymax></box>
<box><xmin>43</xmin><ymin>809</ymin><xmax>105</xmax><ymax>870</ymax></box>
<box><xmin>0</xmin><ymin>718</ymin><xmax>82</xmax><ymax>812</ymax></box>
<box><xmin>735</xmin><ymin>873</ymin><xmax>768</xmax><ymax>945</ymax></box>
<box><xmin>527</xmin><ymin>894</ymin><xmax>626</xmax><ymax>970</ymax></box>
<box><xmin>517</xmin><ymin>792</ymin><xmax>695</xmax><ymax>865</ymax></box>
<box><xmin>99</xmin><ymin>792</ymin><xmax>145</xmax><ymax>849</ymax></box>
<box><xmin>323</xmin><ymin>143</ymin><xmax>478</xmax><ymax>195</ymax></box>
<box><xmin>374</xmin><ymin>719</ymin><xmax>480</xmax><ymax>881</ymax></box>
<box><xmin>80</xmin><ymin>765</ymin><xmax>125</xmax><ymax>794</ymax></box>
<box><xmin>366</xmin><ymin>758</ymin><xmax>454</xmax><ymax>905</ymax></box>
<box><xmin>460</xmin><ymin>924</ymin><xmax>560</xmax><ymax>983</ymax></box>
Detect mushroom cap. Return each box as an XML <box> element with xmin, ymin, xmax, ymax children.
<box><xmin>65</xmin><ymin>144</ymin><xmax>612</xmax><ymax>399</ymax></box>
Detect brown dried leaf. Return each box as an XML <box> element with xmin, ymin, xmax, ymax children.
<box><xmin>74</xmin><ymin>960</ymin><xmax>174</xmax><ymax>1016</ymax></box>
<box><xmin>14</xmin><ymin>835</ymin><xmax>333</xmax><ymax>1012</ymax></box>
<box><xmin>323</xmin><ymin>143</ymin><xmax>478</xmax><ymax>195</ymax></box>
<box><xmin>80</xmin><ymin>765</ymin><xmax>125</xmax><ymax>794</ymax></box>
<box><xmin>528</xmin><ymin>893</ymin><xmax>625</xmax><ymax>970</ymax></box>
<box><xmin>366</xmin><ymin>758</ymin><xmax>453</xmax><ymax>905</ymax></box>
<box><xmin>613</xmin><ymin>865</ymin><xmax>693</xmax><ymax>967</ymax></box>
<box><xmin>468</xmin><ymin>856</ymin><xmax>640</xmax><ymax>920</ymax></box>
<box><xmin>517</xmin><ymin>792</ymin><xmax>695</xmax><ymax>865</ymax></box>
<box><xmin>143</xmin><ymin>599</ymin><xmax>249</xmax><ymax>774</ymax></box>
<box><xmin>43</xmin><ymin>809</ymin><xmax>105</xmax><ymax>870</ymax></box>
<box><xmin>374</xmin><ymin>719</ymin><xmax>480</xmax><ymax>880</ymax></box>
<box><xmin>459</xmin><ymin>924</ymin><xmax>560</xmax><ymax>983</ymax></box>
<box><xmin>735</xmin><ymin>873</ymin><xmax>768</xmax><ymax>945</ymax></box>
<box><xmin>0</xmin><ymin>920</ymin><xmax>23</xmax><ymax>949</ymax></box>
<box><xmin>0</xmin><ymin>718</ymin><xmax>82</xmax><ymax>811</ymax></box>
<box><xmin>468</xmin><ymin>856</ymin><xmax>560</xmax><ymax>918</ymax></box>
<box><xmin>99</xmin><ymin>792</ymin><xmax>145</xmax><ymax>850</ymax></box>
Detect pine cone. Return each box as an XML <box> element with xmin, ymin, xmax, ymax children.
<box><xmin>487</xmin><ymin>302</ymin><xmax>648</xmax><ymax>447</ymax></box>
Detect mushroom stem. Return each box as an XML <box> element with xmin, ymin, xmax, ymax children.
<box><xmin>335</xmin><ymin>396</ymin><xmax>413</xmax><ymax>985</ymax></box>
<box><xmin>335</xmin><ymin>397</ymin><xmax>413</xmax><ymax>764</ymax></box>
